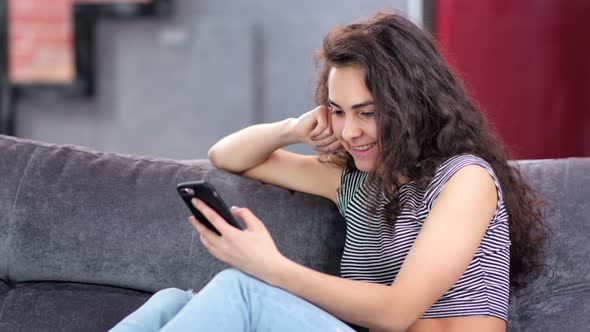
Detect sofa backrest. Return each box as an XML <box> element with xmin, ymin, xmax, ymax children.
<box><xmin>0</xmin><ymin>138</ymin><xmax>39</xmax><ymax>280</ymax></box>
<box><xmin>1</xmin><ymin>135</ymin><xmax>589</xmax><ymax>330</ymax></box>
<box><xmin>506</xmin><ymin>157</ymin><xmax>590</xmax><ymax>331</ymax></box>
<box><xmin>0</xmin><ymin>135</ymin><xmax>345</xmax><ymax>292</ymax></box>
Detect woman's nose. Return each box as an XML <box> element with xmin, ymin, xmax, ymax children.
<box><xmin>341</xmin><ymin>119</ymin><xmax>362</xmax><ymax>141</ymax></box>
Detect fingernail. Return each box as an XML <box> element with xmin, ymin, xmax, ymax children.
<box><xmin>192</xmin><ymin>198</ymin><xmax>199</xmax><ymax>205</ymax></box>
<box><xmin>230</xmin><ymin>206</ymin><xmax>239</xmax><ymax>210</ymax></box>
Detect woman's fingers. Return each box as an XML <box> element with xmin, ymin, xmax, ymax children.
<box><xmin>190</xmin><ymin>216</ymin><xmax>219</xmax><ymax>257</ymax></box>
<box><xmin>322</xmin><ymin>139</ymin><xmax>343</xmax><ymax>152</ymax></box>
<box><xmin>308</xmin><ymin>106</ymin><xmax>330</xmax><ymax>138</ymax></box>
<box><xmin>313</xmin><ymin>136</ymin><xmax>339</xmax><ymax>150</ymax></box>
<box><xmin>312</xmin><ymin>127</ymin><xmax>333</xmax><ymax>141</ymax></box>
<box><xmin>294</xmin><ymin>106</ymin><xmax>341</xmax><ymax>152</ymax></box>
<box><xmin>318</xmin><ymin>107</ymin><xmax>334</xmax><ymax>139</ymax></box>
<box><xmin>231</xmin><ymin>207</ymin><xmax>263</xmax><ymax>231</ymax></box>
<box><xmin>308</xmin><ymin>121</ymin><xmax>327</xmax><ymax>138</ymax></box>
<box><xmin>192</xmin><ymin>198</ymin><xmax>236</xmax><ymax>237</ymax></box>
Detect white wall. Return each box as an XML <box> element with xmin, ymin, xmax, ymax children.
<box><xmin>16</xmin><ymin>0</ymin><xmax>408</xmax><ymax>159</ymax></box>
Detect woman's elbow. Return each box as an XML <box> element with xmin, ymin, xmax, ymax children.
<box><xmin>372</xmin><ymin>311</ymin><xmax>416</xmax><ymax>332</ymax></box>
<box><xmin>207</xmin><ymin>147</ymin><xmax>219</xmax><ymax>166</ymax></box>
<box><xmin>208</xmin><ymin>147</ymin><xmax>239</xmax><ymax>172</ymax></box>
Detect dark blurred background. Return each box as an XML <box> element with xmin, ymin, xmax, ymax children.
<box><xmin>0</xmin><ymin>0</ymin><xmax>588</xmax><ymax>160</ymax></box>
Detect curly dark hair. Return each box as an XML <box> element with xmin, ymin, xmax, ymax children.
<box><xmin>314</xmin><ymin>12</ymin><xmax>551</xmax><ymax>290</ymax></box>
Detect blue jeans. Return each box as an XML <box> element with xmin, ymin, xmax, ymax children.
<box><xmin>110</xmin><ymin>268</ymin><xmax>357</xmax><ymax>331</ymax></box>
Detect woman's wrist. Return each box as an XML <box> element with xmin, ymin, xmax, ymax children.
<box><xmin>263</xmin><ymin>254</ymin><xmax>294</xmax><ymax>288</ymax></box>
<box><xmin>280</xmin><ymin>117</ymin><xmax>301</xmax><ymax>146</ymax></box>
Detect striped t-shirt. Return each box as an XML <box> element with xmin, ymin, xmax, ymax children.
<box><xmin>336</xmin><ymin>154</ymin><xmax>510</xmax><ymax>321</ymax></box>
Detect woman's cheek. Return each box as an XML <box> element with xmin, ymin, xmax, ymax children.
<box><xmin>331</xmin><ymin>122</ymin><xmax>343</xmax><ymax>140</ymax></box>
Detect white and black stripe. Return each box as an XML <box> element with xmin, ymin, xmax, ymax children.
<box><xmin>337</xmin><ymin>154</ymin><xmax>510</xmax><ymax>321</ymax></box>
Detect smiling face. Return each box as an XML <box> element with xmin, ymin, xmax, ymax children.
<box><xmin>328</xmin><ymin>65</ymin><xmax>379</xmax><ymax>172</ymax></box>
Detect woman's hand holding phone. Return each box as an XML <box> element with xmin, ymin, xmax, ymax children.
<box><xmin>189</xmin><ymin>199</ymin><xmax>286</xmax><ymax>283</ymax></box>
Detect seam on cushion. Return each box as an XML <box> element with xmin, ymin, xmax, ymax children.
<box><xmin>0</xmin><ymin>298</ymin><xmax>6</xmax><ymax>321</ymax></box>
<box><xmin>0</xmin><ymin>287</ymin><xmax>10</xmax><ymax>321</ymax></box>
<box><xmin>49</xmin><ymin>145</ymin><xmax>209</xmax><ymax>170</ymax></box>
<box><xmin>4</xmin><ymin>147</ymin><xmax>39</xmax><ymax>282</ymax></box>
<box><xmin>1</xmin><ymin>134</ymin><xmax>208</xmax><ymax>170</ymax></box>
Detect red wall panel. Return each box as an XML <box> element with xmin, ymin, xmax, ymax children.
<box><xmin>435</xmin><ymin>0</ymin><xmax>590</xmax><ymax>159</ymax></box>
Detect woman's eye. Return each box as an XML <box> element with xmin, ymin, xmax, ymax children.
<box><xmin>331</xmin><ymin>109</ymin><xmax>344</xmax><ymax>116</ymax></box>
<box><xmin>361</xmin><ymin>112</ymin><xmax>375</xmax><ymax>118</ymax></box>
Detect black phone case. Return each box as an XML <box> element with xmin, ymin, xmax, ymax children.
<box><xmin>177</xmin><ymin>180</ymin><xmax>242</xmax><ymax>235</ymax></box>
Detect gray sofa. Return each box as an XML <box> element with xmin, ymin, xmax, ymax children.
<box><xmin>0</xmin><ymin>134</ymin><xmax>588</xmax><ymax>332</ymax></box>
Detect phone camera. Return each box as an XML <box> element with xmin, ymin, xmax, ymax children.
<box><xmin>181</xmin><ymin>187</ymin><xmax>194</xmax><ymax>195</ymax></box>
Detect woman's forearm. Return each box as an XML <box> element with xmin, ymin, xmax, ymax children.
<box><xmin>267</xmin><ymin>257</ymin><xmax>409</xmax><ymax>332</ymax></box>
<box><xmin>208</xmin><ymin>118</ymin><xmax>299</xmax><ymax>173</ymax></box>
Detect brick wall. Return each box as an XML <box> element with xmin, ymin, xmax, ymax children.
<box><xmin>8</xmin><ymin>0</ymin><xmax>147</xmax><ymax>84</ymax></box>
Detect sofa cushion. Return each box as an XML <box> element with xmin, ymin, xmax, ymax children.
<box><xmin>510</xmin><ymin>287</ymin><xmax>590</xmax><ymax>332</ymax></box>
<box><xmin>507</xmin><ymin>157</ymin><xmax>590</xmax><ymax>331</ymax></box>
<box><xmin>0</xmin><ymin>282</ymin><xmax>150</xmax><ymax>332</ymax></box>
<box><xmin>0</xmin><ymin>135</ymin><xmax>345</xmax><ymax>293</ymax></box>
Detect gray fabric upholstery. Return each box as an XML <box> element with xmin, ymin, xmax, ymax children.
<box><xmin>0</xmin><ymin>283</ymin><xmax>149</xmax><ymax>332</ymax></box>
<box><xmin>0</xmin><ymin>138</ymin><xmax>38</xmax><ymax>280</ymax></box>
<box><xmin>506</xmin><ymin>158</ymin><xmax>590</xmax><ymax>331</ymax></box>
<box><xmin>0</xmin><ymin>135</ymin><xmax>344</xmax><ymax>293</ymax></box>
<box><xmin>0</xmin><ymin>134</ymin><xmax>588</xmax><ymax>331</ymax></box>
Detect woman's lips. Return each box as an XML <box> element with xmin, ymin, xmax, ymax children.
<box><xmin>349</xmin><ymin>143</ymin><xmax>376</xmax><ymax>157</ymax></box>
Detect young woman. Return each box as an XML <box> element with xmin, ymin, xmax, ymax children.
<box><xmin>112</xmin><ymin>12</ymin><xmax>549</xmax><ymax>332</ymax></box>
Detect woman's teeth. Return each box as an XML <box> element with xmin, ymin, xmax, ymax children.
<box><xmin>352</xmin><ymin>143</ymin><xmax>376</xmax><ymax>151</ymax></box>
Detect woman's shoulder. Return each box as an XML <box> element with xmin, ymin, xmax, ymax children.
<box><xmin>431</xmin><ymin>154</ymin><xmax>498</xmax><ymax>183</ymax></box>
<box><xmin>436</xmin><ymin>154</ymin><xmax>493</xmax><ymax>173</ymax></box>
<box><xmin>425</xmin><ymin>154</ymin><xmax>502</xmax><ymax>209</ymax></box>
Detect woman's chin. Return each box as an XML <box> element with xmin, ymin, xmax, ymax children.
<box><xmin>347</xmin><ymin>146</ymin><xmax>378</xmax><ymax>172</ymax></box>
<box><xmin>353</xmin><ymin>159</ymin><xmax>377</xmax><ymax>172</ymax></box>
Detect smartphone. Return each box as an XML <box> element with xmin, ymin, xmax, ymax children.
<box><xmin>176</xmin><ymin>180</ymin><xmax>242</xmax><ymax>235</ymax></box>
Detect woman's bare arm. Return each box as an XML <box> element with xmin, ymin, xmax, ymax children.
<box><xmin>208</xmin><ymin>118</ymin><xmax>299</xmax><ymax>173</ymax></box>
<box><xmin>208</xmin><ymin>106</ymin><xmax>343</xmax><ymax>203</ymax></box>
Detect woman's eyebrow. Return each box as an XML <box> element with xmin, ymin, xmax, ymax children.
<box><xmin>328</xmin><ymin>99</ymin><xmax>374</xmax><ymax>110</ymax></box>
